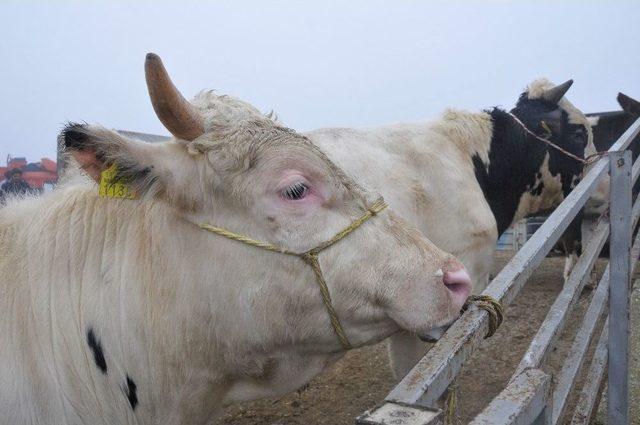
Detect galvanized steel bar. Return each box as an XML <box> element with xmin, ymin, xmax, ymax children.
<box><xmin>469</xmin><ymin>369</ymin><xmax>551</xmax><ymax>425</ymax></box>
<box><xmin>356</xmin><ymin>401</ymin><xmax>444</xmax><ymax>425</ymax></box>
<box><xmin>513</xmin><ymin>216</ymin><xmax>609</xmax><ymax>377</ymax></box>
<box><xmin>633</xmin><ymin>147</ymin><xmax>640</xmax><ymax>184</ymax></box>
<box><xmin>570</xmin><ymin>317</ymin><xmax>609</xmax><ymax>425</ymax></box>
<box><xmin>355</xmin><ymin>402</ymin><xmax>444</xmax><ymax>425</ymax></box>
<box><xmin>608</xmin><ymin>150</ymin><xmax>632</xmax><ymax>425</ymax></box>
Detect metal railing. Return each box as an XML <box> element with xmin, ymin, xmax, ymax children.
<box><xmin>357</xmin><ymin>117</ymin><xmax>640</xmax><ymax>425</ymax></box>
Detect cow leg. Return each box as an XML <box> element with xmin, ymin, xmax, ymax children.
<box><xmin>580</xmin><ymin>215</ymin><xmax>600</xmax><ymax>288</ymax></box>
<box><xmin>387</xmin><ymin>332</ymin><xmax>430</xmax><ymax>380</ymax></box>
<box><xmin>560</xmin><ymin>212</ymin><xmax>583</xmax><ymax>281</ymax></box>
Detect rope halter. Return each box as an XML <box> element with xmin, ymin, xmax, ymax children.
<box><xmin>507</xmin><ymin>112</ymin><xmax>611</xmax><ymax>166</ymax></box>
<box><xmin>197</xmin><ymin>198</ymin><xmax>389</xmax><ymax>350</ymax></box>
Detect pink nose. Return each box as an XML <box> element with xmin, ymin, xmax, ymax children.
<box><xmin>443</xmin><ymin>267</ymin><xmax>472</xmax><ymax>311</ymax></box>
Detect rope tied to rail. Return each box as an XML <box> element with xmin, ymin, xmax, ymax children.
<box><xmin>462</xmin><ymin>294</ymin><xmax>504</xmax><ymax>338</ymax></box>
<box><xmin>196</xmin><ymin>198</ymin><xmax>389</xmax><ymax>350</ymax></box>
<box><xmin>442</xmin><ymin>295</ymin><xmax>503</xmax><ymax>424</ymax></box>
<box><xmin>507</xmin><ymin>112</ymin><xmax>614</xmax><ymax>166</ymax></box>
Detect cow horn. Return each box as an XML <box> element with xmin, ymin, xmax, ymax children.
<box><xmin>541</xmin><ymin>79</ymin><xmax>574</xmax><ymax>104</ymax></box>
<box><xmin>145</xmin><ymin>53</ymin><xmax>204</xmax><ymax>141</ymax></box>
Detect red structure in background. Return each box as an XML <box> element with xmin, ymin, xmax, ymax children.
<box><xmin>0</xmin><ymin>155</ymin><xmax>58</xmax><ymax>190</ymax></box>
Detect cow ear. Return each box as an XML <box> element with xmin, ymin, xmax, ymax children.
<box><xmin>61</xmin><ymin>123</ymin><xmax>158</xmax><ymax>194</ymax></box>
<box><xmin>62</xmin><ymin>123</ymin><xmax>110</xmax><ymax>183</ymax></box>
<box><xmin>617</xmin><ymin>93</ymin><xmax>640</xmax><ymax>116</ymax></box>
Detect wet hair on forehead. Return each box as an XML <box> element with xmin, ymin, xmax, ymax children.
<box><xmin>185</xmin><ymin>89</ymin><xmax>372</xmax><ymax>207</ymax></box>
<box><xmin>187</xmin><ymin>116</ymin><xmax>371</xmax><ymax>208</ymax></box>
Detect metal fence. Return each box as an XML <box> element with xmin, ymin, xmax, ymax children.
<box><xmin>357</xmin><ymin>117</ymin><xmax>640</xmax><ymax>425</ymax></box>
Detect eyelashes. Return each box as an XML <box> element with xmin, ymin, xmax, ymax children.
<box><xmin>282</xmin><ymin>181</ymin><xmax>309</xmax><ymax>200</ymax></box>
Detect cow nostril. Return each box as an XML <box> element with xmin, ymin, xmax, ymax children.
<box><xmin>442</xmin><ymin>267</ymin><xmax>472</xmax><ymax>309</ymax></box>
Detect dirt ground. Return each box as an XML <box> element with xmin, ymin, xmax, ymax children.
<box><xmin>220</xmin><ymin>251</ymin><xmax>633</xmax><ymax>424</ymax></box>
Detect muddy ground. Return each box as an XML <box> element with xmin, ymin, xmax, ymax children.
<box><xmin>220</xmin><ymin>252</ymin><xmax>636</xmax><ymax>424</ymax></box>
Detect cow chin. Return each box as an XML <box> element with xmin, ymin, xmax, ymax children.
<box><xmin>417</xmin><ymin>322</ymin><xmax>454</xmax><ymax>343</ymax></box>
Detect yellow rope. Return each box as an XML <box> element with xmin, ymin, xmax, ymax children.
<box><xmin>445</xmin><ymin>381</ymin><xmax>460</xmax><ymax>425</ymax></box>
<box><xmin>197</xmin><ymin>198</ymin><xmax>388</xmax><ymax>350</ymax></box>
<box><xmin>463</xmin><ymin>295</ymin><xmax>504</xmax><ymax>338</ymax></box>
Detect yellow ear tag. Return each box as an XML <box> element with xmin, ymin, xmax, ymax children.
<box><xmin>99</xmin><ymin>164</ymin><xmax>137</xmax><ymax>199</ymax></box>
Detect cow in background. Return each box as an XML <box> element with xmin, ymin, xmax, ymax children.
<box><xmin>559</xmin><ymin>92</ymin><xmax>640</xmax><ymax>260</ymax></box>
<box><xmin>586</xmin><ymin>92</ymin><xmax>640</xmax><ymax>216</ymax></box>
<box><xmin>0</xmin><ymin>54</ymin><xmax>472</xmax><ymax>425</ymax></box>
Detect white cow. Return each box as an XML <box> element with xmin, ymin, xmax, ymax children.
<box><xmin>0</xmin><ymin>54</ymin><xmax>472</xmax><ymax>424</ymax></box>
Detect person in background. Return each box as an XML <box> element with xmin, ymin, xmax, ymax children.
<box><xmin>1</xmin><ymin>168</ymin><xmax>34</xmax><ymax>201</ymax></box>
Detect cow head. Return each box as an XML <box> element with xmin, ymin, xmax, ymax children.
<box><xmin>61</xmin><ymin>53</ymin><xmax>471</xmax><ymax>351</ymax></box>
<box><xmin>585</xmin><ymin>92</ymin><xmax>640</xmax><ymax>216</ymax></box>
<box><xmin>511</xmin><ymin>79</ymin><xmax>594</xmax><ymax>200</ymax></box>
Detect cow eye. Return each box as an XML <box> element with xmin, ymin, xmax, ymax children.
<box><xmin>282</xmin><ymin>182</ymin><xmax>309</xmax><ymax>200</ymax></box>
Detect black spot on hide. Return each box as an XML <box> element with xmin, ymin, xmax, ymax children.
<box><xmin>86</xmin><ymin>328</ymin><xmax>107</xmax><ymax>374</ymax></box>
<box><xmin>531</xmin><ymin>181</ymin><xmax>544</xmax><ymax>197</ymax></box>
<box><xmin>124</xmin><ymin>374</ymin><xmax>138</xmax><ymax>410</ymax></box>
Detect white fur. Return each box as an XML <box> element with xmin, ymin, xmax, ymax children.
<box><xmin>0</xmin><ymin>92</ymin><xmax>466</xmax><ymax>424</ymax></box>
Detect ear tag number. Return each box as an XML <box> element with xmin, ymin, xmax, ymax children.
<box><xmin>99</xmin><ymin>164</ymin><xmax>136</xmax><ymax>199</ymax></box>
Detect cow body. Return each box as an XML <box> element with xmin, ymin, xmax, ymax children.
<box><xmin>0</xmin><ymin>55</ymin><xmax>472</xmax><ymax>424</ymax></box>
<box><xmin>6</xmin><ymin>192</ymin><xmax>368</xmax><ymax>425</ymax></box>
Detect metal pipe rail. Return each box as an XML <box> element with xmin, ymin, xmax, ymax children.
<box><xmin>357</xmin><ymin>117</ymin><xmax>640</xmax><ymax>425</ymax></box>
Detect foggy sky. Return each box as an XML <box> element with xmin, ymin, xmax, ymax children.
<box><xmin>1</xmin><ymin>1</ymin><xmax>639</xmax><ymax>161</ymax></box>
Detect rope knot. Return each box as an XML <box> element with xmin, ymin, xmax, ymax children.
<box><xmin>301</xmin><ymin>251</ymin><xmax>319</xmax><ymax>265</ymax></box>
<box><xmin>462</xmin><ymin>295</ymin><xmax>504</xmax><ymax>339</ymax></box>
<box><xmin>368</xmin><ymin>198</ymin><xmax>388</xmax><ymax>215</ymax></box>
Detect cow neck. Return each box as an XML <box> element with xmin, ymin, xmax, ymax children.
<box><xmin>471</xmin><ymin>108</ymin><xmax>550</xmax><ymax>236</ymax></box>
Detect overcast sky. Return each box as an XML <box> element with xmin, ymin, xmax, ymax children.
<box><xmin>1</xmin><ymin>1</ymin><xmax>639</xmax><ymax>162</ymax></box>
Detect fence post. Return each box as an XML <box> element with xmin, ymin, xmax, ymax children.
<box><xmin>608</xmin><ymin>150</ymin><xmax>632</xmax><ymax>425</ymax></box>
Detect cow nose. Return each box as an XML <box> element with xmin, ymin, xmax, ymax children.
<box><xmin>442</xmin><ymin>266</ymin><xmax>472</xmax><ymax>311</ymax></box>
